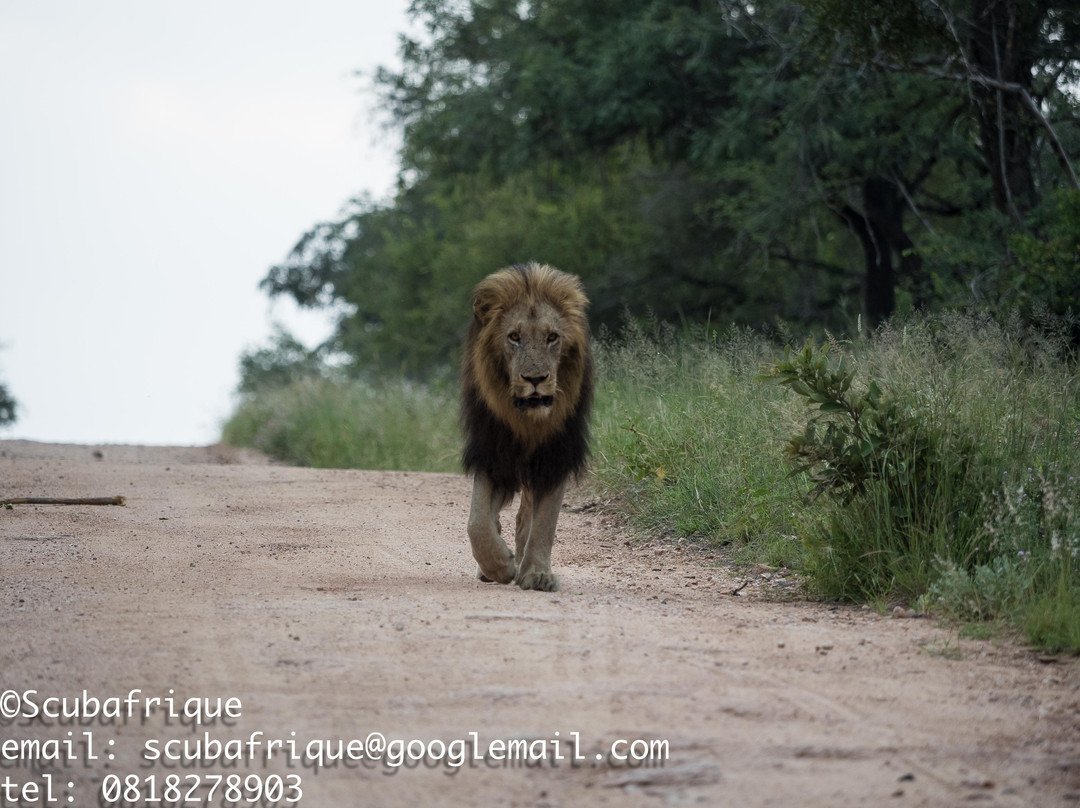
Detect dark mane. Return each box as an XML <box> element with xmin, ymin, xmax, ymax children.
<box><xmin>461</xmin><ymin>353</ymin><xmax>593</xmax><ymax>502</ymax></box>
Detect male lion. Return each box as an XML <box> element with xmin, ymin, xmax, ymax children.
<box><xmin>461</xmin><ymin>263</ymin><xmax>593</xmax><ymax>592</ymax></box>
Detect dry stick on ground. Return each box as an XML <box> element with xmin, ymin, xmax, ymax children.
<box><xmin>1</xmin><ymin>496</ymin><xmax>126</xmax><ymax>506</ymax></box>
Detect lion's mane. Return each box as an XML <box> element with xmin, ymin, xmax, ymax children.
<box><xmin>461</xmin><ymin>263</ymin><xmax>593</xmax><ymax>502</ymax></box>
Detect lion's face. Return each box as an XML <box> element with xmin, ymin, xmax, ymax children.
<box><xmin>465</xmin><ymin>263</ymin><xmax>591</xmax><ymax>447</ymax></box>
<box><xmin>501</xmin><ymin>299</ymin><xmax>566</xmax><ymax>419</ymax></box>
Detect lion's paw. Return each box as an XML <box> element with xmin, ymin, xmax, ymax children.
<box><xmin>476</xmin><ymin>559</ymin><xmax>516</xmax><ymax>585</ymax></box>
<box><xmin>516</xmin><ymin>570</ymin><xmax>560</xmax><ymax>592</ymax></box>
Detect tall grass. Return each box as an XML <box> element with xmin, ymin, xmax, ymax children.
<box><xmin>595</xmin><ymin>313</ymin><xmax>1080</xmax><ymax>649</ymax></box>
<box><xmin>591</xmin><ymin>321</ymin><xmax>808</xmax><ymax>567</ymax></box>
<box><xmin>759</xmin><ymin>313</ymin><xmax>1080</xmax><ymax>648</ymax></box>
<box><xmin>222</xmin><ymin>377</ymin><xmax>460</xmax><ymax>472</ymax></box>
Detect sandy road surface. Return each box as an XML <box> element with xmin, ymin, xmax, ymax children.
<box><xmin>2</xmin><ymin>440</ymin><xmax>1078</xmax><ymax>807</ymax></box>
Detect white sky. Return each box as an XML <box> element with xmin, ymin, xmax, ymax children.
<box><xmin>0</xmin><ymin>1</ymin><xmax>411</xmax><ymax>445</ymax></box>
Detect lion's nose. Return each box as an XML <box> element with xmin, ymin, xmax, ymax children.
<box><xmin>522</xmin><ymin>374</ymin><xmax>549</xmax><ymax>386</ymax></box>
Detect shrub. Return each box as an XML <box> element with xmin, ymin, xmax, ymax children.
<box><xmin>761</xmin><ymin>313</ymin><xmax>1080</xmax><ymax>649</ymax></box>
<box><xmin>758</xmin><ymin>332</ymin><xmax>986</xmax><ymax>597</ymax></box>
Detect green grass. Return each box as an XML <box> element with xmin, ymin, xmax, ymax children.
<box><xmin>222</xmin><ymin>376</ymin><xmax>460</xmax><ymax>472</ymax></box>
<box><xmin>590</xmin><ymin>320</ymin><xmax>808</xmax><ymax>568</ymax></box>
<box><xmin>222</xmin><ymin>312</ymin><xmax>1080</xmax><ymax>651</ymax></box>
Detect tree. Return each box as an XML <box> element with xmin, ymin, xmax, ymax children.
<box><xmin>808</xmin><ymin>0</ymin><xmax>1080</xmax><ymax>313</ymax></box>
<box><xmin>262</xmin><ymin>170</ymin><xmax>652</xmax><ymax>376</ymax></box>
<box><xmin>0</xmin><ymin>381</ymin><xmax>15</xmax><ymax>426</ymax></box>
<box><xmin>235</xmin><ymin>327</ymin><xmax>333</xmax><ymax>395</ymax></box>
<box><xmin>259</xmin><ymin>0</ymin><xmax>1080</xmax><ymax>374</ymax></box>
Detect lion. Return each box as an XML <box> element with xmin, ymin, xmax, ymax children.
<box><xmin>460</xmin><ymin>262</ymin><xmax>593</xmax><ymax>592</ymax></box>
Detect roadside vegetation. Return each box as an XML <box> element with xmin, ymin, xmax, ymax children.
<box><xmin>223</xmin><ymin>330</ymin><xmax>458</xmax><ymax>472</ymax></box>
<box><xmin>590</xmin><ymin>321</ymin><xmax>808</xmax><ymax>570</ymax></box>
<box><xmin>223</xmin><ymin>375</ymin><xmax>459</xmax><ymax>472</ymax></box>
<box><xmin>224</xmin><ymin>312</ymin><xmax>1080</xmax><ymax>651</ymax></box>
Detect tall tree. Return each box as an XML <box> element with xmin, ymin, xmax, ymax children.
<box><xmin>260</xmin><ymin>0</ymin><xmax>1080</xmax><ymax>374</ymax></box>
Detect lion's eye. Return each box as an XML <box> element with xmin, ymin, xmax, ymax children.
<box><xmin>546</xmin><ymin>333</ymin><xmax>559</xmax><ymax>344</ymax></box>
<box><xmin>508</xmin><ymin>332</ymin><xmax>520</xmax><ymax>344</ymax></box>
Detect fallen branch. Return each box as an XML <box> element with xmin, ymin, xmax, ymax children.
<box><xmin>1</xmin><ymin>496</ymin><xmax>126</xmax><ymax>506</ymax></box>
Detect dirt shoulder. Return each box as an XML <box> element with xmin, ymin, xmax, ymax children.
<box><xmin>2</xmin><ymin>440</ymin><xmax>1078</xmax><ymax>807</ymax></box>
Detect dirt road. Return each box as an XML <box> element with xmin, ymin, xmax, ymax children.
<box><xmin>2</xmin><ymin>440</ymin><xmax>1078</xmax><ymax>807</ymax></box>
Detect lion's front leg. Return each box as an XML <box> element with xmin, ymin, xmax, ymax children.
<box><xmin>514</xmin><ymin>480</ymin><xmax>566</xmax><ymax>592</ymax></box>
<box><xmin>514</xmin><ymin>488</ymin><xmax>534</xmax><ymax>562</ymax></box>
<box><xmin>467</xmin><ymin>472</ymin><xmax>516</xmax><ymax>584</ymax></box>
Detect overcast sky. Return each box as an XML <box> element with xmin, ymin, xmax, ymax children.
<box><xmin>0</xmin><ymin>1</ymin><xmax>411</xmax><ymax>445</ymax></box>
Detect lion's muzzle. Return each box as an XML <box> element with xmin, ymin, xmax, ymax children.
<box><xmin>514</xmin><ymin>395</ymin><xmax>554</xmax><ymax>410</ymax></box>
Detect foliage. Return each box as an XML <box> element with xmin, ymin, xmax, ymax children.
<box><xmin>0</xmin><ymin>355</ymin><xmax>15</xmax><ymax>426</ymax></box>
<box><xmin>254</xmin><ymin>0</ymin><xmax>1080</xmax><ymax>375</ymax></box>
<box><xmin>0</xmin><ymin>382</ymin><xmax>14</xmax><ymax>426</ymax></box>
<box><xmin>236</xmin><ymin>327</ymin><xmax>337</xmax><ymax>395</ymax></box>
<box><xmin>761</xmin><ymin>331</ymin><xmax>984</xmax><ymax>596</ymax></box>
<box><xmin>1008</xmin><ymin>189</ymin><xmax>1080</xmax><ymax>318</ymax></box>
<box><xmin>808</xmin><ymin>0</ymin><xmax>1080</xmax><ymax>219</ymax></box>
<box><xmin>928</xmin><ymin>556</ymin><xmax>1032</xmax><ymax>623</ymax></box>
<box><xmin>759</xmin><ymin>313</ymin><xmax>1080</xmax><ymax>649</ymax></box>
<box><xmin>930</xmin><ymin>466</ymin><xmax>1080</xmax><ymax>650</ymax></box>
<box><xmin>759</xmin><ymin>340</ymin><xmax>896</xmax><ymax>503</ymax></box>
<box><xmin>262</xmin><ymin>169</ymin><xmax>657</xmax><ymax>377</ymax></box>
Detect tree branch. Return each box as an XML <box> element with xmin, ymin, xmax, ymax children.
<box><xmin>870</xmin><ymin>59</ymin><xmax>1080</xmax><ymax>192</ymax></box>
<box><xmin>890</xmin><ymin>170</ymin><xmax>937</xmax><ymax>236</ymax></box>
<box><xmin>991</xmin><ymin>20</ymin><xmax>1022</xmax><ymax>222</ymax></box>
<box><xmin>767</xmin><ymin>250</ymin><xmax>852</xmax><ymax>276</ymax></box>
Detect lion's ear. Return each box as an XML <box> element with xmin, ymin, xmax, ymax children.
<box><xmin>472</xmin><ymin>284</ymin><xmax>501</xmax><ymax>325</ymax></box>
<box><xmin>473</xmin><ymin>295</ymin><xmax>493</xmax><ymax>324</ymax></box>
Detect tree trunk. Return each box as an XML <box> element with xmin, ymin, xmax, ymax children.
<box><xmin>838</xmin><ymin>176</ymin><xmax>930</xmax><ymax>326</ymax></box>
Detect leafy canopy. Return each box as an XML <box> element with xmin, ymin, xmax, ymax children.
<box><xmin>255</xmin><ymin>0</ymin><xmax>1080</xmax><ymax>378</ymax></box>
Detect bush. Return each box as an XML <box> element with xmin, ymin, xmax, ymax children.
<box><xmin>761</xmin><ymin>313</ymin><xmax>1080</xmax><ymax>649</ymax></box>
<box><xmin>0</xmin><ymin>382</ymin><xmax>15</xmax><ymax>426</ymax></box>
<box><xmin>759</xmin><ymin>330</ymin><xmax>986</xmax><ymax>597</ymax></box>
